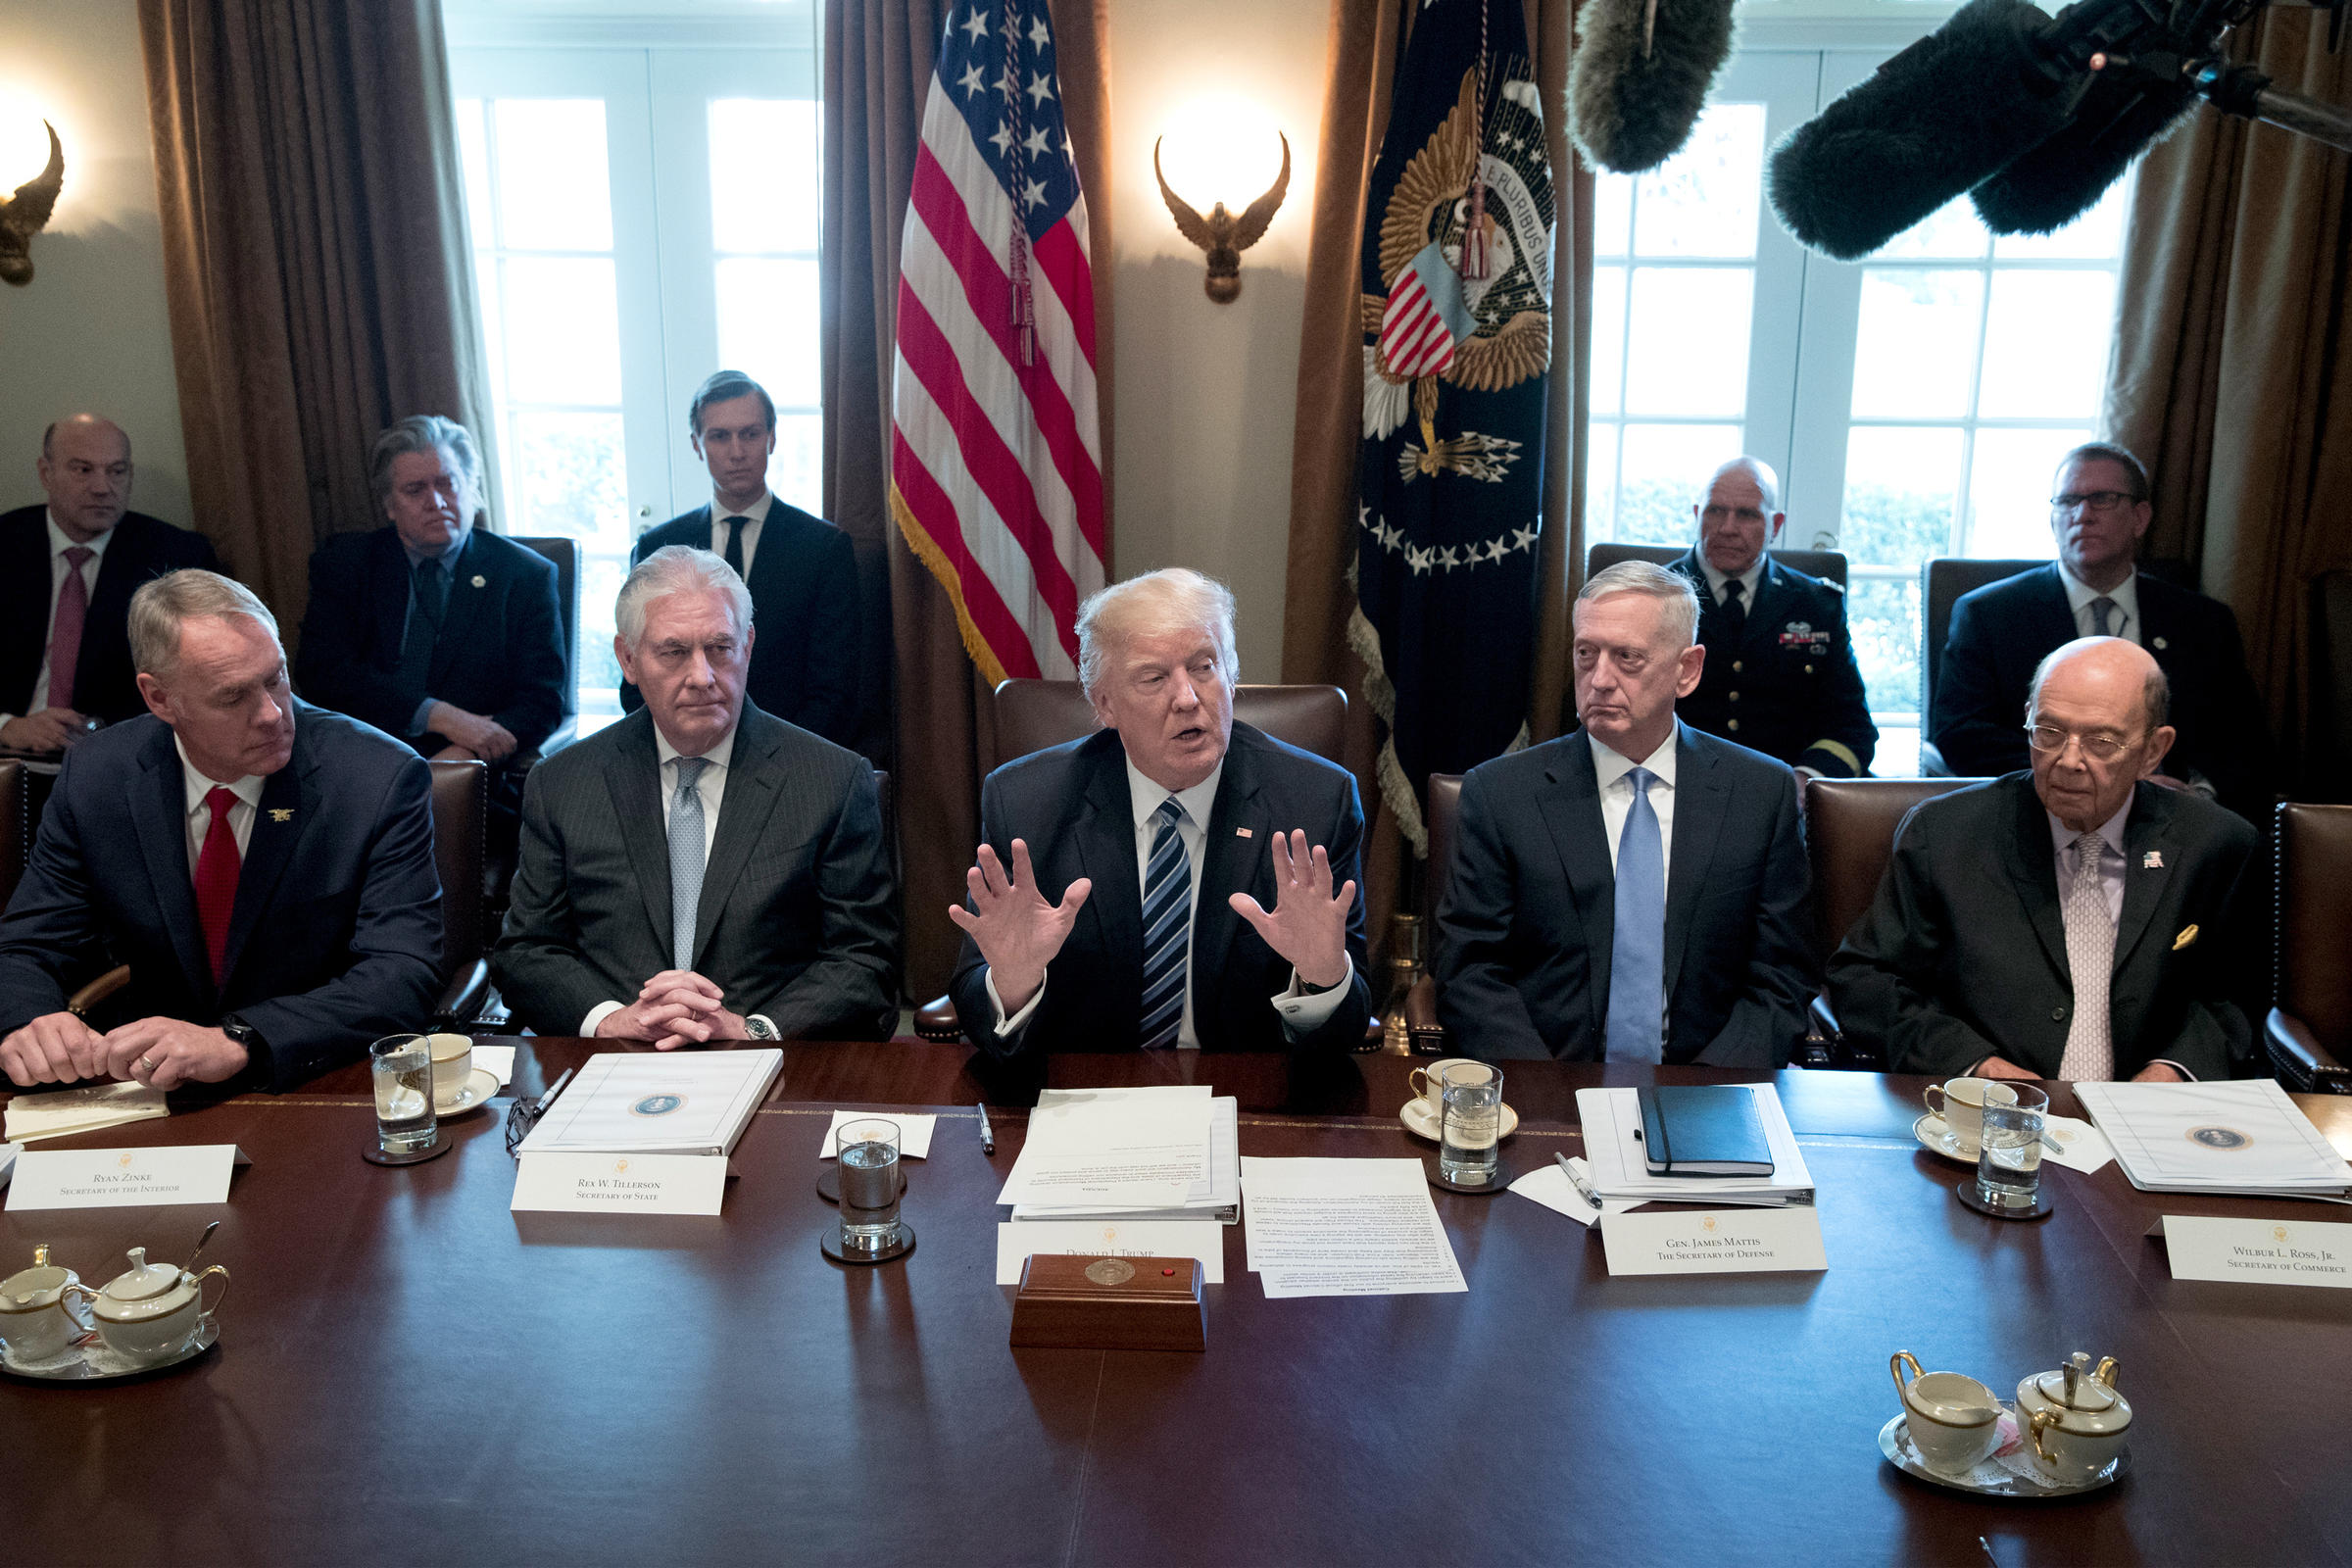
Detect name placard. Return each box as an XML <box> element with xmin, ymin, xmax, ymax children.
<box><xmin>6</xmin><ymin>1145</ymin><xmax>239</xmax><ymax>1210</ymax></box>
<box><xmin>2161</xmin><ymin>1214</ymin><xmax>2352</xmax><ymax>1289</ymax></box>
<box><xmin>511</xmin><ymin>1152</ymin><xmax>727</xmax><ymax>1216</ymax></box>
<box><xmin>1599</xmin><ymin>1206</ymin><xmax>1827</xmax><ymax>1276</ymax></box>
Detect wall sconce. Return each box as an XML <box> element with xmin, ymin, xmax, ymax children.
<box><xmin>1153</xmin><ymin>129</ymin><xmax>1290</xmax><ymax>304</ymax></box>
<box><xmin>0</xmin><ymin>121</ymin><xmax>64</xmax><ymax>287</ymax></box>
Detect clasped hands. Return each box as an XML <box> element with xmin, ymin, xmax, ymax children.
<box><xmin>949</xmin><ymin>831</ymin><xmax>1356</xmax><ymax>1015</ymax></box>
<box><xmin>598</xmin><ymin>970</ymin><xmax>748</xmax><ymax>1052</ymax></box>
<box><xmin>427</xmin><ymin>701</ymin><xmax>517</xmax><ymax>764</ymax></box>
<box><xmin>1976</xmin><ymin>1055</ymin><xmax>2185</xmax><ymax>1084</ymax></box>
<box><xmin>0</xmin><ymin>1013</ymin><xmax>248</xmax><ymax>1091</ymax></box>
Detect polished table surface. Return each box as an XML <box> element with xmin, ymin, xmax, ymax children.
<box><xmin>4</xmin><ymin>1045</ymin><xmax>2349</xmax><ymax>1566</ymax></box>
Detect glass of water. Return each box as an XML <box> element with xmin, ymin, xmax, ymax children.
<box><xmin>1974</xmin><ymin>1083</ymin><xmax>2049</xmax><ymax>1213</ymax></box>
<box><xmin>1438</xmin><ymin>1061</ymin><xmax>1503</xmax><ymax>1187</ymax></box>
<box><xmin>369</xmin><ymin>1034</ymin><xmax>438</xmax><ymax>1156</ymax></box>
<box><xmin>835</xmin><ymin>1118</ymin><xmax>903</xmax><ymax>1253</ymax></box>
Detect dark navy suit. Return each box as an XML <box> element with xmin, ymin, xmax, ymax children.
<box><xmin>0</xmin><ymin>507</ymin><xmax>220</xmax><ymax>725</ymax></box>
<box><xmin>0</xmin><ymin>704</ymin><xmax>444</xmax><ymax>1091</ymax></box>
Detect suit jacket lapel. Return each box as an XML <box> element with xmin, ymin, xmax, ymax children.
<box><xmin>1535</xmin><ymin>732</ymin><xmax>1617</xmax><ymax>1039</ymax></box>
<box><xmin>220</xmin><ymin>758</ymin><xmax>310</xmax><ymax>989</ymax></box>
<box><xmin>127</xmin><ymin>727</ymin><xmax>211</xmax><ymax>997</ymax></box>
<box><xmin>1073</xmin><ymin>741</ymin><xmax>1144</xmax><ymax>1029</ymax></box>
<box><xmin>1998</xmin><ymin>778</ymin><xmax>2073</xmax><ymax>980</ymax></box>
<box><xmin>2031</xmin><ymin>565</ymin><xmax>2079</xmax><ymax>650</ymax></box>
<box><xmin>691</xmin><ymin>709</ymin><xmax>785</xmax><ymax>964</ymax></box>
<box><xmin>1193</xmin><ymin>737</ymin><xmax>1267</xmax><ymax>1046</ymax></box>
<box><xmin>1662</xmin><ymin>727</ymin><xmax>1728</xmax><ymax>999</ymax></box>
<box><xmin>2112</xmin><ymin>784</ymin><xmax>2174</xmax><ymax>973</ymax></box>
<box><xmin>370</xmin><ymin>529</ymin><xmax>413</xmax><ymax>667</ymax></box>
<box><xmin>602</xmin><ymin>715</ymin><xmax>675</xmax><ymax>955</ymax></box>
<box><xmin>427</xmin><ymin>536</ymin><xmax>483</xmax><ymax>694</ymax></box>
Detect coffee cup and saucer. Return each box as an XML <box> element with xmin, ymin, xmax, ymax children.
<box><xmin>1913</xmin><ymin>1076</ymin><xmax>2017</xmax><ymax>1164</ymax></box>
<box><xmin>427</xmin><ymin>1033</ymin><xmax>500</xmax><ymax>1117</ymax></box>
<box><xmin>1399</xmin><ymin>1058</ymin><xmax>1519</xmax><ymax>1143</ymax></box>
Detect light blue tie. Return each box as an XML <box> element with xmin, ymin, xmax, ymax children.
<box><xmin>1138</xmin><ymin>797</ymin><xmax>1191</xmax><ymax>1049</ymax></box>
<box><xmin>1604</xmin><ymin>765</ymin><xmax>1666</xmax><ymax>1063</ymax></box>
<box><xmin>668</xmin><ymin>757</ymin><xmax>709</xmax><ymax>971</ymax></box>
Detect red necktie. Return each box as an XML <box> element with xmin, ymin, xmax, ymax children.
<box><xmin>194</xmin><ymin>786</ymin><xmax>242</xmax><ymax>984</ymax></box>
<box><xmin>47</xmin><ymin>546</ymin><xmax>93</xmax><ymax>711</ymax></box>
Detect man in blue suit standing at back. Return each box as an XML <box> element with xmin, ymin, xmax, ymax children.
<box><xmin>0</xmin><ymin>570</ymin><xmax>443</xmax><ymax>1093</ymax></box>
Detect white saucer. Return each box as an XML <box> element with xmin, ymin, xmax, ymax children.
<box><xmin>1400</xmin><ymin>1099</ymin><xmax>1520</xmax><ymax>1142</ymax></box>
<box><xmin>435</xmin><ymin>1067</ymin><xmax>501</xmax><ymax>1118</ymax></box>
<box><xmin>1914</xmin><ymin>1112</ymin><xmax>1980</xmax><ymax>1165</ymax></box>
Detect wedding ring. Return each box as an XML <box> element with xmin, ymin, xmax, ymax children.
<box><xmin>138</xmin><ymin>1055</ymin><xmax>157</xmax><ymax>1073</ymax></box>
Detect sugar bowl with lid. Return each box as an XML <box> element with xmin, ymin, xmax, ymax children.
<box><xmin>60</xmin><ymin>1245</ymin><xmax>230</xmax><ymax>1365</ymax></box>
<box><xmin>2015</xmin><ymin>1350</ymin><xmax>2132</xmax><ymax>1484</ymax></box>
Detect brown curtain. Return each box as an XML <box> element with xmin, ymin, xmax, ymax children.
<box><xmin>1281</xmin><ymin>0</ymin><xmax>1592</xmax><ymax>951</ymax></box>
<box><xmin>2105</xmin><ymin>7</ymin><xmax>2352</xmax><ymax>790</ymax></box>
<box><xmin>138</xmin><ymin>0</ymin><xmax>492</xmax><ymax>636</ymax></box>
<box><xmin>822</xmin><ymin>0</ymin><xmax>1116</xmax><ymax>1003</ymax></box>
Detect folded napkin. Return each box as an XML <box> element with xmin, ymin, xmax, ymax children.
<box><xmin>4</xmin><ymin>1082</ymin><xmax>169</xmax><ymax>1145</ymax></box>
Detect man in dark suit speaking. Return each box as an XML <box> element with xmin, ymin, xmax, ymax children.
<box><xmin>948</xmin><ymin>568</ymin><xmax>1370</xmax><ymax>1058</ymax></box>
<box><xmin>1435</xmin><ymin>561</ymin><xmax>1816</xmax><ymax>1066</ymax></box>
<box><xmin>623</xmin><ymin>371</ymin><xmax>860</xmax><ymax>748</ymax></box>
<box><xmin>0</xmin><ymin>571</ymin><xmax>443</xmax><ymax>1093</ymax></box>
<box><xmin>1832</xmin><ymin>637</ymin><xmax>2259</xmax><ymax>1082</ymax></box>
<box><xmin>0</xmin><ymin>414</ymin><xmax>220</xmax><ymax>751</ymax></box>
<box><xmin>493</xmin><ymin>547</ymin><xmax>897</xmax><ymax>1044</ymax></box>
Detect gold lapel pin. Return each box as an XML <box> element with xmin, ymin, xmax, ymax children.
<box><xmin>269</xmin><ymin>808</ymin><xmax>294</xmax><ymax>823</ymax></box>
<box><xmin>2173</xmin><ymin>923</ymin><xmax>2198</xmax><ymax>951</ymax></box>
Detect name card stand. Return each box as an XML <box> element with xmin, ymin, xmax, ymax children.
<box><xmin>1010</xmin><ymin>1254</ymin><xmax>1206</xmax><ymax>1351</ymax></box>
<box><xmin>1598</xmin><ymin>1205</ymin><xmax>1829</xmax><ymax>1276</ymax></box>
<box><xmin>511</xmin><ymin>1152</ymin><xmax>731</xmax><ymax>1216</ymax></box>
<box><xmin>6</xmin><ymin>1145</ymin><xmax>246</xmax><ymax>1210</ymax></box>
<box><xmin>2152</xmin><ymin>1214</ymin><xmax>2352</xmax><ymax>1289</ymax></box>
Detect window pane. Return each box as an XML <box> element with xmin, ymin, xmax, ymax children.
<box><xmin>492</xmin><ymin>100</ymin><xmax>613</xmax><ymax>251</ymax></box>
<box><xmin>1874</xmin><ymin>197</ymin><xmax>1990</xmax><ymax>263</ymax></box>
<box><xmin>1592</xmin><ymin>171</ymin><xmax>1632</xmax><ymax>261</ymax></box>
<box><xmin>1848</xmin><ymin>573</ymin><xmax>1923</xmax><ymax>715</ymax></box>
<box><xmin>1976</xmin><ymin>270</ymin><xmax>2115</xmax><ymax>417</ymax></box>
<box><xmin>1586</xmin><ymin>423</ymin><xmax>1620</xmax><ymax>541</ymax></box>
<box><xmin>715</xmin><ymin>258</ymin><xmax>820</xmax><ymax>409</ymax></box>
<box><xmin>1590</xmin><ymin>265</ymin><xmax>1627</xmax><ymax>417</ymax></box>
<box><xmin>1839</xmin><ymin>426</ymin><xmax>1961</xmax><ymax>567</ymax></box>
<box><xmin>710</xmin><ymin>99</ymin><xmax>821</xmax><ymax>255</ymax></box>
<box><xmin>510</xmin><ymin>412</ymin><xmax>629</xmax><ymax>546</ymax></box>
<box><xmin>502</xmin><ymin>258</ymin><xmax>623</xmax><ymax>405</ymax></box>
<box><xmin>771</xmin><ymin>412</ymin><xmax>822</xmax><ymax>515</ymax></box>
<box><xmin>473</xmin><ymin>253</ymin><xmax>508</xmax><ymax>412</ymax></box>
<box><xmin>578</xmin><ymin>552</ymin><xmax>632</xmax><ymax>714</ymax></box>
<box><xmin>1850</xmin><ymin>270</ymin><xmax>1984</xmax><ymax>418</ymax></box>
<box><xmin>456</xmin><ymin>100</ymin><xmax>495</xmax><ymax>244</ymax></box>
<box><xmin>1632</xmin><ymin>104</ymin><xmax>1764</xmax><ymax>259</ymax></box>
<box><xmin>1624</xmin><ymin>268</ymin><xmax>1751</xmax><ymax>417</ymax></box>
<box><xmin>1966</xmin><ymin>427</ymin><xmax>2086</xmax><ymax>558</ymax></box>
<box><xmin>1992</xmin><ymin>180</ymin><xmax>2128</xmax><ymax>261</ymax></box>
<box><xmin>1613</xmin><ymin>423</ymin><xmax>1739</xmax><ymax>545</ymax></box>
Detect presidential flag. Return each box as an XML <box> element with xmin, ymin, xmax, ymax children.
<box><xmin>1352</xmin><ymin>0</ymin><xmax>1554</xmax><ymax>851</ymax></box>
<box><xmin>890</xmin><ymin>1</ymin><xmax>1106</xmax><ymax>684</ymax></box>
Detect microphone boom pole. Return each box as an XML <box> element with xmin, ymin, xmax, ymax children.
<box><xmin>2196</xmin><ymin>59</ymin><xmax>2352</xmax><ymax>150</ymax></box>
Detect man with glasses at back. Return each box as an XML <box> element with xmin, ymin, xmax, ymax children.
<box><xmin>1927</xmin><ymin>442</ymin><xmax>2271</xmax><ymax>820</ymax></box>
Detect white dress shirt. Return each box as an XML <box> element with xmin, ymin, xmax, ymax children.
<box><xmin>2057</xmin><ymin>562</ymin><xmax>2142</xmax><ymax>645</ymax></box>
<box><xmin>709</xmin><ymin>490</ymin><xmax>773</xmax><ymax>578</ymax></box>
<box><xmin>1695</xmin><ymin>555</ymin><xmax>1764</xmax><ymax>610</ymax></box>
<box><xmin>989</xmin><ymin>752</ymin><xmax>1354</xmax><ymax>1047</ymax></box>
<box><xmin>3</xmin><ymin>513</ymin><xmax>116</xmax><ymax>727</ymax></box>
<box><xmin>579</xmin><ymin>724</ymin><xmax>742</xmax><ymax>1037</ymax></box>
<box><xmin>173</xmin><ymin>735</ymin><xmax>265</xmax><ymax>871</ymax></box>
<box><xmin>1591</xmin><ymin>730</ymin><xmax>1680</xmax><ymax>881</ymax></box>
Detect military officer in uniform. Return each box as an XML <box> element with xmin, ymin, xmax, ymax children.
<box><xmin>1665</xmin><ymin>458</ymin><xmax>1876</xmax><ymax>778</ymax></box>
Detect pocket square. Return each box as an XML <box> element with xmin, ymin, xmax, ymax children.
<box><xmin>2173</xmin><ymin>924</ymin><xmax>2198</xmax><ymax>951</ymax></box>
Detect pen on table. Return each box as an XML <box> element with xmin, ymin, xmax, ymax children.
<box><xmin>976</xmin><ymin>1102</ymin><xmax>995</xmax><ymax>1154</ymax></box>
<box><xmin>534</xmin><ymin>1067</ymin><xmax>574</xmax><ymax>1114</ymax></box>
<box><xmin>1554</xmin><ymin>1152</ymin><xmax>1603</xmax><ymax>1209</ymax></box>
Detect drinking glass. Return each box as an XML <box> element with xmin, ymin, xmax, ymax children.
<box><xmin>1438</xmin><ymin>1061</ymin><xmax>1503</xmax><ymax>1187</ymax></box>
<box><xmin>1974</xmin><ymin>1083</ymin><xmax>2049</xmax><ymax>1213</ymax></box>
<box><xmin>835</xmin><ymin>1118</ymin><xmax>904</xmax><ymax>1252</ymax></box>
<box><xmin>369</xmin><ymin>1034</ymin><xmax>438</xmax><ymax>1156</ymax></box>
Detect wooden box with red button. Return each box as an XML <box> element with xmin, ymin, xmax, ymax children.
<box><xmin>1009</xmin><ymin>1254</ymin><xmax>1206</xmax><ymax>1351</ymax></box>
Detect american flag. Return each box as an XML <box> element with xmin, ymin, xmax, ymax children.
<box><xmin>889</xmin><ymin>0</ymin><xmax>1105</xmax><ymax>685</ymax></box>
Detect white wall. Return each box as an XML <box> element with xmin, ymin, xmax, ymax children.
<box><xmin>1104</xmin><ymin>0</ymin><xmax>1327</xmax><ymax>682</ymax></box>
<box><xmin>0</xmin><ymin>0</ymin><xmax>191</xmax><ymax>526</ymax></box>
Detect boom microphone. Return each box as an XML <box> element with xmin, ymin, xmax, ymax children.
<box><xmin>1764</xmin><ymin>0</ymin><xmax>2075</xmax><ymax>261</ymax></box>
<box><xmin>1969</xmin><ymin>69</ymin><xmax>2199</xmax><ymax>233</ymax></box>
<box><xmin>1569</xmin><ymin>0</ymin><xmax>1739</xmax><ymax>173</ymax></box>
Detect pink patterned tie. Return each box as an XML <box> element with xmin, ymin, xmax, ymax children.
<box><xmin>47</xmin><ymin>547</ymin><xmax>93</xmax><ymax>711</ymax></box>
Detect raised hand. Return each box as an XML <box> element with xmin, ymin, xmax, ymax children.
<box><xmin>948</xmin><ymin>839</ymin><xmax>1091</xmax><ymax>1013</ymax></box>
<box><xmin>1228</xmin><ymin>829</ymin><xmax>1354</xmax><ymax>990</ymax></box>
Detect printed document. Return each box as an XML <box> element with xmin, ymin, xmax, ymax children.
<box><xmin>2077</xmin><ymin>1079</ymin><xmax>2351</xmax><ymax>1198</ymax></box>
<box><xmin>1241</xmin><ymin>1156</ymin><xmax>1466</xmax><ymax>1298</ymax></box>
<box><xmin>996</xmin><ymin>1087</ymin><xmax>1214</xmax><ymax>1211</ymax></box>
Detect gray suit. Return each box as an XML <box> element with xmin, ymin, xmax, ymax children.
<box><xmin>490</xmin><ymin>704</ymin><xmax>898</xmax><ymax>1040</ymax></box>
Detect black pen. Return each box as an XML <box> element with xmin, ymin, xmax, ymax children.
<box><xmin>975</xmin><ymin>1102</ymin><xmax>995</xmax><ymax>1154</ymax></box>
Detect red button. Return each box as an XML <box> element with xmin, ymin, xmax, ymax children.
<box><xmin>1162</xmin><ymin>1268</ymin><xmax>1175</xmax><ymax>1276</ymax></box>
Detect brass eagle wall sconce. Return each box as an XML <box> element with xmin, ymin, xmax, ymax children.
<box><xmin>1153</xmin><ymin>130</ymin><xmax>1290</xmax><ymax>304</ymax></box>
<box><xmin>0</xmin><ymin>122</ymin><xmax>64</xmax><ymax>287</ymax></box>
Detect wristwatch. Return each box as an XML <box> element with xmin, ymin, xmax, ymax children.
<box><xmin>219</xmin><ymin>1020</ymin><xmax>265</xmax><ymax>1061</ymax></box>
<box><xmin>744</xmin><ymin>1014</ymin><xmax>779</xmax><ymax>1042</ymax></box>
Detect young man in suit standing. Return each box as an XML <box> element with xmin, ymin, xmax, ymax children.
<box><xmin>0</xmin><ymin>415</ymin><xmax>220</xmax><ymax>750</ymax></box>
<box><xmin>622</xmin><ymin>371</ymin><xmax>861</xmax><ymax>748</ymax></box>
<box><xmin>1435</xmin><ymin>561</ymin><xmax>1817</xmax><ymax>1066</ymax></box>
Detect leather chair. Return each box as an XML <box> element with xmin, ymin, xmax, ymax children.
<box><xmin>512</xmin><ymin>535</ymin><xmax>581</xmax><ymax>761</ymax></box>
<box><xmin>1916</xmin><ymin>558</ymin><xmax>2042</xmax><ymax>774</ymax></box>
<box><xmin>1400</xmin><ymin>772</ymin><xmax>1463</xmax><ymax>1051</ymax></box>
<box><xmin>1587</xmin><ymin>541</ymin><xmax>1849</xmax><ymax>592</ymax></box>
<box><xmin>1801</xmin><ymin>775</ymin><xmax>1987</xmax><ymax>1066</ymax></box>
<box><xmin>68</xmin><ymin>759</ymin><xmax>497</xmax><ymax>1034</ymax></box>
<box><xmin>2266</xmin><ymin>802</ymin><xmax>2352</xmax><ymax>1093</ymax></box>
<box><xmin>0</xmin><ymin>760</ymin><xmax>24</xmax><ymax>912</ymax></box>
<box><xmin>911</xmin><ymin>680</ymin><xmax>1351</xmax><ymax>1043</ymax></box>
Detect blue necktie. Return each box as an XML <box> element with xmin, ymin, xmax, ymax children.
<box><xmin>1138</xmin><ymin>797</ymin><xmax>1191</xmax><ymax>1049</ymax></box>
<box><xmin>1604</xmin><ymin>766</ymin><xmax>1666</xmax><ymax>1063</ymax></box>
<box><xmin>668</xmin><ymin>757</ymin><xmax>709</xmax><ymax>971</ymax></box>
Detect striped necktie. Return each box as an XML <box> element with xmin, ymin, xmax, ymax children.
<box><xmin>1138</xmin><ymin>797</ymin><xmax>1191</xmax><ymax>1049</ymax></box>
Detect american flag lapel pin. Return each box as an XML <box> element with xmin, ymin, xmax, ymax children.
<box><xmin>1236</xmin><ymin>827</ymin><xmax>1252</xmax><ymax>838</ymax></box>
<box><xmin>2142</xmin><ymin>851</ymin><xmax>2164</xmax><ymax>869</ymax></box>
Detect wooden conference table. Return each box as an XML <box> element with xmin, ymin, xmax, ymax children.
<box><xmin>3</xmin><ymin>1042</ymin><xmax>2348</xmax><ymax>1567</ymax></box>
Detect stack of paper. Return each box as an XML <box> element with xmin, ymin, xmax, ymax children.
<box><xmin>516</xmin><ymin>1049</ymin><xmax>780</xmax><ymax>1157</ymax></box>
<box><xmin>3</xmin><ymin>1083</ymin><xmax>168</xmax><ymax>1145</ymax></box>
<box><xmin>2077</xmin><ymin>1080</ymin><xmax>2352</xmax><ymax>1200</ymax></box>
<box><xmin>1240</xmin><ymin>1157</ymin><xmax>1466</xmax><ymax>1298</ymax></box>
<box><xmin>998</xmin><ymin>1084</ymin><xmax>1240</xmax><ymax>1223</ymax></box>
<box><xmin>1574</xmin><ymin>1084</ymin><xmax>1815</xmax><ymax>1207</ymax></box>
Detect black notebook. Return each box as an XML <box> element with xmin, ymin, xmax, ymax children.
<box><xmin>1634</xmin><ymin>1085</ymin><xmax>1775</xmax><ymax>1177</ymax></box>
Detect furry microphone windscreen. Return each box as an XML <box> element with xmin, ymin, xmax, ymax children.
<box><xmin>1765</xmin><ymin>0</ymin><xmax>2075</xmax><ymax>260</ymax></box>
<box><xmin>1569</xmin><ymin>0</ymin><xmax>1739</xmax><ymax>173</ymax></box>
<box><xmin>1970</xmin><ymin>74</ymin><xmax>2200</xmax><ymax>233</ymax></box>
